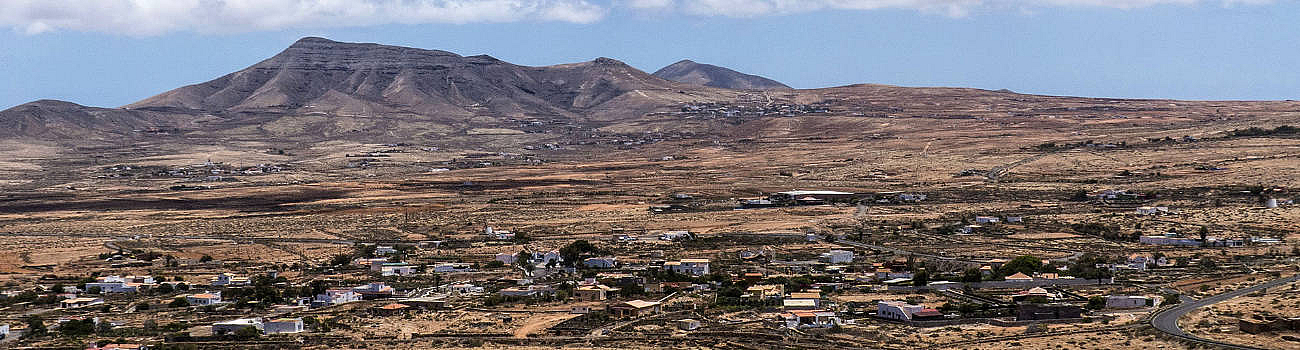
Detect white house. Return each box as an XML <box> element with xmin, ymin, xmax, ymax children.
<box><xmin>60</xmin><ymin>297</ymin><xmax>104</xmax><ymax>309</ymax></box>
<box><xmin>211</xmin><ymin>273</ymin><xmax>250</xmax><ymax>287</ymax></box>
<box><xmin>432</xmin><ymin>263</ymin><xmax>473</xmax><ymax>273</ymax></box>
<box><xmin>899</xmin><ymin>193</ymin><xmax>927</xmax><ymax>202</ymax></box>
<box><xmin>664</xmin><ymin>258</ymin><xmax>710</xmax><ymax>276</ymax></box>
<box><xmin>1139</xmin><ymin>235</ymin><xmax>1200</xmax><ymax>246</ymax></box>
<box><xmin>495</xmin><ymin>252</ymin><xmax>519</xmax><ymax>265</ymax></box>
<box><xmin>485</xmin><ymin>226</ymin><xmax>514</xmax><ymax>240</ymax></box>
<box><xmin>499</xmin><ymin>285</ymin><xmax>556</xmax><ymax>298</ymax></box>
<box><xmin>783</xmin><ymin>298</ymin><xmax>819</xmax><ymax>310</ymax></box>
<box><xmin>352</xmin><ymin>283</ymin><xmax>395</xmax><ymax>298</ymax></box>
<box><xmin>374</xmin><ymin>245</ymin><xmax>397</xmax><ymax>256</ymax></box>
<box><xmin>583</xmin><ymin>257</ymin><xmax>618</xmax><ymax>269</ymax></box>
<box><xmin>975</xmin><ymin>216</ymin><xmax>1000</xmax><ymax>224</ymax></box>
<box><xmin>264</xmin><ymin>318</ymin><xmax>304</xmax><ymax>334</ymax></box>
<box><xmin>86</xmin><ymin>276</ymin><xmax>147</xmax><ymax>293</ymax></box>
<box><xmin>314</xmin><ymin>289</ymin><xmax>361</xmax><ymax>306</ymax></box>
<box><xmin>1252</xmin><ymin>237</ymin><xmax>1284</xmax><ymax>244</ymax></box>
<box><xmin>819</xmin><ymin>250</ymin><xmax>854</xmax><ymax>264</ymax></box>
<box><xmin>0</xmin><ymin>324</ymin><xmax>9</xmax><ymax>340</ymax></box>
<box><xmin>1105</xmin><ymin>295</ymin><xmax>1150</xmax><ymax>309</ymax></box>
<box><xmin>530</xmin><ymin>251</ymin><xmax>564</xmax><ymax>266</ymax></box>
<box><xmin>877</xmin><ymin>300</ymin><xmax>925</xmax><ymax>321</ymax></box>
<box><xmin>574</xmin><ymin>284</ymin><xmax>618</xmax><ymax>301</ymax></box>
<box><xmin>446</xmin><ymin>283</ymin><xmax>484</xmax><ymax>295</ymax></box>
<box><xmin>186</xmin><ymin>292</ymin><xmax>223</xmax><ymax>306</ymax></box>
<box><xmin>212</xmin><ymin>318</ymin><xmax>263</xmax><ymax>335</ymax></box>
<box><xmin>379</xmin><ymin>263</ymin><xmax>414</xmax><ymax>276</ymax></box>
<box><xmin>660</xmin><ymin>231</ymin><xmax>692</xmax><ymax>241</ymax></box>
<box><xmin>781</xmin><ymin>310</ymin><xmax>840</xmax><ymax>329</ymax></box>
<box><xmin>676</xmin><ymin>318</ymin><xmax>702</xmax><ymax>331</ymax></box>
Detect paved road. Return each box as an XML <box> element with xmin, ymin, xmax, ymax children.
<box><xmin>1150</xmin><ymin>273</ymin><xmax>1300</xmax><ymax>350</ymax></box>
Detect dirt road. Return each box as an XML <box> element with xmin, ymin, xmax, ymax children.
<box><xmin>514</xmin><ymin>313</ymin><xmax>578</xmax><ymax>339</ymax></box>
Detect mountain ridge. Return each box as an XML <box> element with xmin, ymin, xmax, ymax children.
<box><xmin>652</xmin><ymin>59</ymin><xmax>791</xmax><ymax>90</ymax></box>
<box><xmin>125</xmin><ymin>37</ymin><xmax>723</xmax><ymax>121</ymax></box>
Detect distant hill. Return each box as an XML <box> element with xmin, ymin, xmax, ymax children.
<box><xmin>127</xmin><ymin>37</ymin><xmax>724</xmax><ymax>121</ymax></box>
<box><xmin>652</xmin><ymin>60</ymin><xmax>790</xmax><ymax>90</ymax></box>
<box><xmin>0</xmin><ymin>99</ymin><xmax>182</xmax><ymax>141</ymax></box>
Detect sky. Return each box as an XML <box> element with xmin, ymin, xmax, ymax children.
<box><xmin>1</xmin><ymin>0</ymin><xmax>1297</xmax><ymax>110</ymax></box>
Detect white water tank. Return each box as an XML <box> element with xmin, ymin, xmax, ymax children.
<box><xmin>1265</xmin><ymin>198</ymin><xmax>1279</xmax><ymax>209</ymax></box>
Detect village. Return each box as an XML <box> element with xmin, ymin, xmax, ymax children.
<box><xmin>0</xmin><ymin>181</ymin><xmax>1296</xmax><ymax>350</ymax></box>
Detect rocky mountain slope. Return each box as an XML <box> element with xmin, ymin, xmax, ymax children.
<box><xmin>652</xmin><ymin>59</ymin><xmax>790</xmax><ymax>90</ymax></box>
<box><xmin>127</xmin><ymin>37</ymin><xmax>728</xmax><ymax>121</ymax></box>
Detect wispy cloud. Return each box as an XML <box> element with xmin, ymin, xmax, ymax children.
<box><xmin>0</xmin><ymin>0</ymin><xmax>607</xmax><ymax>36</ymax></box>
<box><xmin>0</xmin><ymin>0</ymin><xmax>1274</xmax><ymax>36</ymax></box>
<box><xmin>622</xmin><ymin>0</ymin><xmax>1273</xmax><ymax>17</ymax></box>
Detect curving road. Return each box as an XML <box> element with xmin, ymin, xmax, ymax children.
<box><xmin>1150</xmin><ymin>273</ymin><xmax>1300</xmax><ymax>350</ymax></box>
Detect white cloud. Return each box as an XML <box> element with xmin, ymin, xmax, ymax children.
<box><xmin>625</xmin><ymin>0</ymin><xmax>676</xmax><ymax>8</ymax></box>
<box><xmin>0</xmin><ymin>0</ymin><xmax>607</xmax><ymax>36</ymax></box>
<box><xmin>0</xmin><ymin>0</ymin><xmax>1273</xmax><ymax>35</ymax></box>
<box><xmin>622</xmin><ymin>0</ymin><xmax>1273</xmax><ymax>17</ymax></box>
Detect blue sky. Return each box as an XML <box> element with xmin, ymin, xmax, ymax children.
<box><xmin>1</xmin><ymin>0</ymin><xmax>1296</xmax><ymax>110</ymax></box>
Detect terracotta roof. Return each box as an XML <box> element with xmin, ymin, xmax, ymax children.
<box><xmin>1006</xmin><ymin>272</ymin><xmax>1033</xmax><ymax>280</ymax></box>
<box><xmin>789</xmin><ymin>310</ymin><xmax>820</xmax><ymax>317</ymax></box>
<box><xmin>914</xmin><ymin>309</ymin><xmax>942</xmax><ymax>317</ymax></box>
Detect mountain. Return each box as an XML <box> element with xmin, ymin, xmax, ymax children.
<box><xmin>652</xmin><ymin>60</ymin><xmax>791</xmax><ymax>90</ymax></box>
<box><xmin>0</xmin><ymin>100</ymin><xmax>187</xmax><ymax>141</ymax></box>
<box><xmin>11</xmin><ymin>36</ymin><xmax>1295</xmax><ymax>148</ymax></box>
<box><xmin>127</xmin><ymin>37</ymin><xmax>726</xmax><ymax>121</ymax></box>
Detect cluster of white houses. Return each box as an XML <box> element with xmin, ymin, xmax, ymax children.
<box><xmin>211</xmin><ymin>317</ymin><xmax>304</xmax><ymax>336</ymax></box>
<box><xmin>1137</xmin><ymin>233</ymin><xmax>1274</xmax><ymax>247</ymax></box>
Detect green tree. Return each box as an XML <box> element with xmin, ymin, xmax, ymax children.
<box><xmin>559</xmin><ymin>240</ymin><xmax>600</xmax><ymax>267</ymax></box>
<box><xmin>354</xmin><ymin>244</ymin><xmax>378</xmax><ymax>259</ymax></box>
<box><xmin>912</xmin><ymin>269</ymin><xmax>930</xmax><ymax>286</ymax></box>
<box><xmin>329</xmin><ymin>253</ymin><xmax>354</xmax><ymax>266</ymax></box>
<box><xmin>1087</xmin><ymin>296</ymin><xmax>1106</xmax><ymax>310</ymax></box>
<box><xmin>232</xmin><ymin>326</ymin><xmax>261</xmax><ymax>340</ymax></box>
<box><xmin>60</xmin><ymin>318</ymin><xmax>96</xmax><ymax>336</ymax></box>
<box><xmin>1161</xmin><ymin>292</ymin><xmax>1182</xmax><ymax>306</ymax></box>
<box><xmin>169</xmin><ymin>297</ymin><xmax>190</xmax><ymax>308</ymax></box>
<box><xmin>962</xmin><ymin>268</ymin><xmax>984</xmax><ymax>283</ymax></box>
<box><xmin>1001</xmin><ymin>255</ymin><xmax>1044</xmax><ymax>276</ymax></box>
<box><xmin>23</xmin><ymin>316</ymin><xmax>47</xmax><ymax>338</ymax></box>
<box><xmin>1068</xmin><ymin>253</ymin><xmax>1113</xmax><ymax>281</ymax></box>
